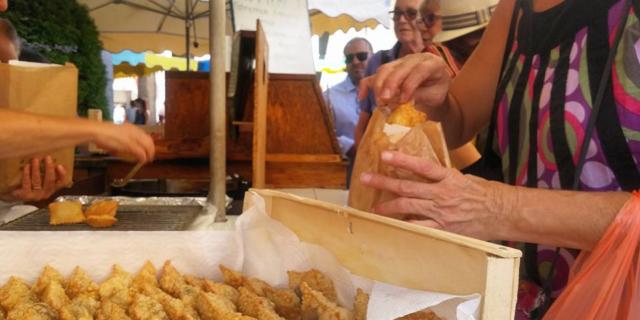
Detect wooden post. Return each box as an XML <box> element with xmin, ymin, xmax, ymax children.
<box><xmin>208</xmin><ymin>0</ymin><xmax>227</xmax><ymax>222</ymax></box>
<box><xmin>252</xmin><ymin>21</ymin><xmax>268</xmax><ymax>188</ymax></box>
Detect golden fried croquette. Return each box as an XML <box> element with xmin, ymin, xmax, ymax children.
<box><xmin>85</xmin><ymin>200</ymin><xmax>119</xmax><ymax>217</ymax></box>
<box><xmin>219</xmin><ymin>265</ymin><xmax>244</xmax><ymax>289</ymax></box>
<box><xmin>95</xmin><ymin>300</ymin><xmax>131</xmax><ymax>320</ymax></box>
<box><xmin>386</xmin><ymin>102</ymin><xmax>427</xmax><ymax>127</ymax></box>
<box><xmin>6</xmin><ymin>302</ymin><xmax>57</xmax><ymax>320</ymax></box>
<box><xmin>59</xmin><ymin>295</ymin><xmax>100</xmax><ymax>320</ymax></box>
<box><xmin>32</xmin><ymin>265</ymin><xmax>66</xmax><ymax>295</ymax></box>
<box><xmin>159</xmin><ymin>261</ymin><xmax>187</xmax><ymax>297</ymax></box>
<box><xmin>132</xmin><ymin>261</ymin><xmax>158</xmax><ymax>292</ymax></box>
<box><xmin>86</xmin><ymin>215</ymin><xmax>118</xmax><ymax>228</ymax></box>
<box><xmin>66</xmin><ymin>267</ymin><xmax>99</xmax><ymax>300</ymax></box>
<box><xmin>395</xmin><ymin>309</ymin><xmax>443</xmax><ymax>320</ymax></box>
<box><xmin>237</xmin><ymin>287</ymin><xmax>283</xmax><ymax>320</ymax></box>
<box><xmin>353</xmin><ymin>288</ymin><xmax>369</xmax><ymax>320</ymax></box>
<box><xmin>48</xmin><ymin>201</ymin><xmax>85</xmax><ymax>225</ymax></box>
<box><xmin>202</xmin><ymin>280</ymin><xmax>239</xmax><ymax>305</ymax></box>
<box><xmin>264</xmin><ymin>287</ymin><xmax>301</xmax><ymax>320</ymax></box>
<box><xmin>196</xmin><ymin>291</ymin><xmax>253</xmax><ymax>320</ymax></box>
<box><xmin>0</xmin><ymin>277</ymin><xmax>36</xmax><ymax>311</ymax></box>
<box><xmin>128</xmin><ymin>293</ymin><xmax>169</xmax><ymax>320</ymax></box>
<box><xmin>40</xmin><ymin>281</ymin><xmax>70</xmax><ymax>312</ymax></box>
<box><xmin>288</xmin><ymin>270</ymin><xmax>338</xmax><ymax>303</ymax></box>
<box><xmin>184</xmin><ymin>275</ymin><xmax>205</xmax><ymax>289</ymax></box>
<box><xmin>99</xmin><ymin>265</ymin><xmax>133</xmax><ymax>309</ymax></box>
<box><xmin>300</xmin><ymin>282</ymin><xmax>351</xmax><ymax>320</ymax></box>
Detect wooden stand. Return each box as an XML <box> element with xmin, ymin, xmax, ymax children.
<box><xmin>139</xmin><ymin>30</ymin><xmax>346</xmax><ymax>189</ymax></box>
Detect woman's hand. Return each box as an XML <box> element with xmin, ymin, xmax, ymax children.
<box><xmin>92</xmin><ymin>122</ymin><xmax>155</xmax><ymax>163</ymax></box>
<box><xmin>359</xmin><ymin>150</ymin><xmax>511</xmax><ymax>240</ymax></box>
<box><xmin>358</xmin><ymin>53</ymin><xmax>451</xmax><ymax>118</ymax></box>
<box><xmin>3</xmin><ymin>156</ymin><xmax>68</xmax><ymax>202</ymax></box>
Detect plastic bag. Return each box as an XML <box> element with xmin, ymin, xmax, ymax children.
<box><xmin>544</xmin><ymin>192</ymin><xmax>640</xmax><ymax>319</ymax></box>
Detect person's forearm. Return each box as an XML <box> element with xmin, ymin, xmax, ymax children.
<box><xmin>496</xmin><ymin>184</ymin><xmax>631</xmax><ymax>250</ymax></box>
<box><xmin>0</xmin><ymin>109</ymin><xmax>98</xmax><ymax>158</ymax></box>
<box><xmin>425</xmin><ymin>93</ymin><xmax>471</xmax><ymax>149</ymax></box>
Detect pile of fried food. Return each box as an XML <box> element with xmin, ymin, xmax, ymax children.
<box><xmin>48</xmin><ymin>200</ymin><xmax>119</xmax><ymax>228</ymax></box>
<box><xmin>0</xmin><ymin>262</ymin><xmax>442</xmax><ymax>320</ymax></box>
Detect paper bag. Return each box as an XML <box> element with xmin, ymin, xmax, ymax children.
<box><xmin>348</xmin><ymin>107</ymin><xmax>451</xmax><ymax>212</ymax></box>
<box><xmin>0</xmin><ymin>61</ymin><xmax>78</xmax><ymax>194</ymax></box>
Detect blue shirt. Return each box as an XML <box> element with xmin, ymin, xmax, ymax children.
<box><xmin>323</xmin><ymin>77</ymin><xmax>360</xmax><ymax>157</ymax></box>
<box><xmin>360</xmin><ymin>42</ymin><xmax>401</xmax><ymax>114</ymax></box>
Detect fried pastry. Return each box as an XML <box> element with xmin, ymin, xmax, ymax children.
<box><xmin>0</xmin><ymin>277</ymin><xmax>36</xmax><ymax>311</ymax></box>
<box><xmin>128</xmin><ymin>293</ymin><xmax>169</xmax><ymax>320</ymax></box>
<box><xmin>219</xmin><ymin>265</ymin><xmax>244</xmax><ymax>289</ymax></box>
<box><xmin>387</xmin><ymin>102</ymin><xmax>427</xmax><ymax>127</ymax></box>
<box><xmin>48</xmin><ymin>200</ymin><xmax>85</xmax><ymax>225</ymax></box>
<box><xmin>99</xmin><ymin>265</ymin><xmax>133</xmax><ymax>309</ymax></box>
<box><xmin>132</xmin><ymin>261</ymin><xmax>158</xmax><ymax>292</ymax></box>
<box><xmin>264</xmin><ymin>286</ymin><xmax>301</xmax><ymax>320</ymax></box>
<box><xmin>202</xmin><ymin>280</ymin><xmax>239</xmax><ymax>305</ymax></box>
<box><xmin>237</xmin><ymin>287</ymin><xmax>283</xmax><ymax>320</ymax></box>
<box><xmin>353</xmin><ymin>288</ymin><xmax>369</xmax><ymax>320</ymax></box>
<box><xmin>95</xmin><ymin>300</ymin><xmax>131</xmax><ymax>320</ymax></box>
<box><xmin>6</xmin><ymin>302</ymin><xmax>57</xmax><ymax>320</ymax></box>
<box><xmin>59</xmin><ymin>295</ymin><xmax>100</xmax><ymax>320</ymax></box>
<box><xmin>85</xmin><ymin>200</ymin><xmax>119</xmax><ymax>217</ymax></box>
<box><xmin>288</xmin><ymin>270</ymin><xmax>338</xmax><ymax>303</ymax></box>
<box><xmin>86</xmin><ymin>214</ymin><xmax>117</xmax><ymax>228</ymax></box>
<box><xmin>196</xmin><ymin>291</ymin><xmax>252</xmax><ymax>320</ymax></box>
<box><xmin>159</xmin><ymin>261</ymin><xmax>187</xmax><ymax>298</ymax></box>
<box><xmin>39</xmin><ymin>281</ymin><xmax>70</xmax><ymax>312</ymax></box>
<box><xmin>66</xmin><ymin>267</ymin><xmax>99</xmax><ymax>300</ymax></box>
<box><xmin>300</xmin><ymin>282</ymin><xmax>351</xmax><ymax>320</ymax></box>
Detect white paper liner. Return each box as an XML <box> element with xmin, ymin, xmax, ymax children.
<box><xmin>0</xmin><ymin>192</ymin><xmax>480</xmax><ymax>319</ymax></box>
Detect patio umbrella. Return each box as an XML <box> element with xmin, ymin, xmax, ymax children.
<box><xmin>78</xmin><ymin>0</ymin><xmax>233</xmax><ymax>68</ymax></box>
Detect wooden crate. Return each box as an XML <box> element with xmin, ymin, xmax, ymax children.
<box><xmin>246</xmin><ymin>189</ymin><xmax>521</xmax><ymax>319</ymax></box>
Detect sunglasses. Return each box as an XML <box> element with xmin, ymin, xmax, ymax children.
<box><xmin>416</xmin><ymin>12</ymin><xmax>441</xmax><ymax>28</ymax></box>
<box><xmin>345</xmin><ymin>52</ymin><xmax>369</xmax><ymax>64</ymax></box>
<box><xmin>389</xmin><ymin>8</ymin><xmax>418</xmax><ymax>22</ymax></box>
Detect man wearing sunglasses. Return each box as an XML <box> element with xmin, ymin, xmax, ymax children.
<box><xmin>354</xmin><ymin>0</ymin><xmax>424</xmax><ymax>155</ymax></box>
<box><xmin>323</xmin><ymin>37</ymin><xmax>373</xmax><ymax>187</ymax></box>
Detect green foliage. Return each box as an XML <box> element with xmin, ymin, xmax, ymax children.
<box><xmin>1</xmin><ymin>0</ymin><xmax>109</xmax><ymax>118</ymax></box>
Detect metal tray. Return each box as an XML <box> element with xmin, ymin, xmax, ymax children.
<box><xmin>0</xmin><ymin>196</ymin><xmax>208</xmax><ymax>231</ymax></box>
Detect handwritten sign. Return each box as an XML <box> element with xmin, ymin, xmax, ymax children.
<box><xmin>232</xmin><ymin>0</ymin><xmax>315</xmax><ymax>74</ymax></box>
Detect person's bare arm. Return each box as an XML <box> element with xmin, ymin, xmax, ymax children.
<box><xmin>359</xmin><ymin>0</ymin><xmax>517</xmax><ymax>149</ymax></box>
<box><xmin>0</xmin><ymin>109</ymin><xmax>155</xmax><ymax>162</ymax></box>
<box><xmin>360</xmin><ymin>151</ymin><xmax>629</xmax><ymax>250</ymax></box>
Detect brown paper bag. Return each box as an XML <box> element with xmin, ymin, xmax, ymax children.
<box><xmin>0</xmin><ymin>61</ymin><xmax>78</xmax><ymax>194</ymax></box>
<box><xmin>349</xmin><ymin>108</ymin><xmax>451</xmax><ymax>212</ymax></box>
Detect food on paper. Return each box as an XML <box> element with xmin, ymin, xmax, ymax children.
<box><xmin>0</xmin><ymin>262</ymin><xmax>447</xmax><ymax>319</ymax></box>
<box><xmin>387</xmin><ymin>102</ymin><xmax>427</xmax><ymax>127</ymax></box>
<box><xmin>48</xmin><ymin>201</ymin><xmax>85</xmax><ymax>225</ymax></box>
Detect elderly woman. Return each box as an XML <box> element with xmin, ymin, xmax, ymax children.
<box><xmin>359</xmin><ymin>0</ymin><xmax>639</xmax><ymax>317</ymax></box>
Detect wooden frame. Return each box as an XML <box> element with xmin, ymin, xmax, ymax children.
<box><xmin>246</xmin><ymin>189</ymin><xmax>521</xmax><ymax>319</ymax></box>
<box><xmin>252</xmin><ymin>20</ymin><xmax>268</xmax><ymax>188</ymax></box>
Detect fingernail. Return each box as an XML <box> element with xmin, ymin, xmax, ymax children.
<box><xmin>360</xmin><ymin>173</ymin><xmax>372</xmax><ymax>183</ymax></box>
<box><xmin>381</xmin><ymin>151</ymin><xmax>393</xmax><ymax>161</ymax></box>
<box><xmin>381</xmin><ymin>88</ymin><xmax>391</xmax><ymax>99</ymax></box>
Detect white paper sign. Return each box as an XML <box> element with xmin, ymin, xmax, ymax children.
<box><xmin>232</xmin><ymin>0</ymin><xmax>315</xmax><ymax>74</ymax></box>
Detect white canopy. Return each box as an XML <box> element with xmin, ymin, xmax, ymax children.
<box><xmin>308</xmin><ymin>0</ymin><xmax>392</xmax><ymax>35</ymax></box>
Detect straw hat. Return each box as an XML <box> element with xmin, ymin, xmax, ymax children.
<box><xmin>434</xmin><ymin>0</ymin><xmax>499</xmax><ymax>43</ymax></box>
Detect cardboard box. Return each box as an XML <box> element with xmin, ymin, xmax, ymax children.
<box><xmin>246</xmin><ymin>189</ymin><xmax>522</xmax><ymax>319</ymax></box>
<box><xmin>0</xmin><ymin>61</ymin><xmax>77</xmax><ymax>193</ymax></box>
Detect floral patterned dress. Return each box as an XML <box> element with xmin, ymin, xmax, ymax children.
<box><xmin>485</xmin><ymin>0</ymin><xmax>640</xmax><ymax>318</ymax></box>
